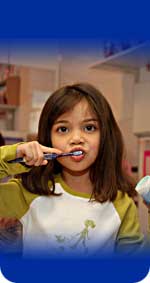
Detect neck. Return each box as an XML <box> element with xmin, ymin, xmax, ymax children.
<box><xmin>61</xmin><ymin>169</ymin><xmax>93</xmax><ymax>195</ymax></box>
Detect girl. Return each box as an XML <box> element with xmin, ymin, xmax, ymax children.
<box><xmin>0</xmin><ymin>83</ymin><xmax>143</xmax><ymax>257</ymax></box>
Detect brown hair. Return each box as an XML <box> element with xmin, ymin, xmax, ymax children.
<box><xmin>22</xmin><ymin>83</ymin><xmax>136</xmax><ymax>202</ymax></box>
<box><xmin>0</xmin><ymin>133</ymin><xmax>5</xmax><ymax>146</ymax></box>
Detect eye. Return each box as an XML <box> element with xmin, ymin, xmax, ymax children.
<box><xmin>57</xmin><ymin>126</ymin><xmax>69</xmax><ymax>133</ymax></box>
<box><xmin>84</xmin><ymin>125</ymin><xmax>96</xmax><ymax>132</ymax></box>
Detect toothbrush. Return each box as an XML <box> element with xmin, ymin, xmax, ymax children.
<box><xmin>7</xmin><ymin>150</ymin><xmax>83</xmax><ymax>164</ymax></box>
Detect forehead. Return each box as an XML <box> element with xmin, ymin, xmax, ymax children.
<box><xmin>56</xmin><ymin>98</ymin><xmax>96</xmax><ymax>120</ymax></box>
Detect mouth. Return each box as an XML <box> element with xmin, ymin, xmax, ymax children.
<box><xmin>70</xmin><ymin>148</ymin><xmax>85</xmax><ymax>162</ymax></box>
<box><xmin>70</xmin><ymin>147</ymin><xmax>85</xmax><ymax>154</ymax></box>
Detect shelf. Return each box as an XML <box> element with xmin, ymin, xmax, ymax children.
<box><xmin>89</xmin><ymin>41</ymin><xmax>150</xmax><ymax>73</ymax></box>
<box><xmin>0</xmin><ymin>104</ymin><xmax>17</xmax><ymax>110</ymax></box>
<box><xmin>1</xmin><ymin>129</ymin><xmax>27</xmax><ymax>144</ymax></box>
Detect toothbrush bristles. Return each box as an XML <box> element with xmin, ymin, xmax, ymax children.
<box><xmin>72</xmin><ymin>150</ymin><xmax>83</xmax><ymax>156</ymax></box>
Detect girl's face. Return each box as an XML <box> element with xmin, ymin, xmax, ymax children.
<box><xmin>51</xmin><ymin>98</ymin><xmax>100</xmax><ymax>175</ymax></box>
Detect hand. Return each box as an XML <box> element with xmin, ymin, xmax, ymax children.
<box><xmin>16</xmin><ymin>141</ymin><xmax>62</xmax><ymax>166</ymax></box>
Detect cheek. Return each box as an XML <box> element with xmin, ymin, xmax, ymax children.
<box><xmin>51</xmin><ymin>139</ymin><xmax>59</xmax><ymax>149</ymax></box>
<box><xmin>51</xmin><ymin>135</ymin><xmax>66</xmax><ymax>151</ymax></box>
<box><xmin>90</xmin><ymin>134</ymin><xmax>100</xmax><ymax>150</ymax></box>
<box><xmin>89</xmin><ymin>137</ymin><xmax>100</xmax><ymax>159</ymax></box>
<box><xmin>51</xmin><ymin>136</ymin><xmax>57</xmax><ymax>147</ymax></box>
<box><xmin>51</xmin><ymin>132</ymin><xmax>59</xmax><ymax>147</ymax></box>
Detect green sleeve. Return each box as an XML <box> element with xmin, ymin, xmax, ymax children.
<box><xmin>0</xmin><ymin>144</ymin><xmax>30</xmax><ymax>179</ymax></box>
<box><xmin>0</xmin><ymin>179</ymin><xmax>28</xmax><ymax>219</ymax></box>
<box><xmin>114</xmin><ymin>192</ymin><xmax>144</xmax><ymax>255</ymax></box>
<box><xmin>0</xmin><ymin>178</ymin><xmax>38</xmax><ymax>219</ymax></box>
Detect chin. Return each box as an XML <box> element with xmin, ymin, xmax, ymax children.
<box><xmin>63</xmin><ymin>166</ymin><xmax>90</xmax><ymax>175</ymax></box>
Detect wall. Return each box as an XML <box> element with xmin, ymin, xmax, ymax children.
<box><xmin>60</xmin><ymin>55</ymin><xmax>124</xmax><ymax>120</ymax></box>
<box><xmin>15</xmin><ymin>66</ymin><xmax>56</xmax><ymax>134</ymax></box>
<box><xmin>120</xmin><ymin>73</ymin><xmax>138</xmax><ymax>166</ymax></box>
<box><xmin>133</xmin><ymin>66</ymin><xmax>150</xmax><ymax>136</ymax></box>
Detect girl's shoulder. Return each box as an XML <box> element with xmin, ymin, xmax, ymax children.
<box><xmin>113</xmin><ymin>190</ymin><xmax>135</xmax><ymax>207</ymax></box>
<box><xmin>114</xmin><ymin>190</ymin><xmax>131</xmax><ymax>201</ymax></box>
<box><xmin>112</xmin><ymin>190</ymin><xmax>137</xmax><ymax>221</ymax></box>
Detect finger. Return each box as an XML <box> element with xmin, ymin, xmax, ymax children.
<box><xmin>34</xmin><ymin>143</ymin><xmax>46</xmax><ymax>166</ymax></box>
<box><xmin>24</xmin><ymin>141</ymin><xmax>40</xmax><ymax>164</ymax></box>
<box><xmin>24</xmin><ymin>142</ymin><xmax>47</xmax><ymax>166</ymax></box>
<box><xmin>30</xmin><ymin>142</ymin><xmax>42</xmax><ymax>164</ymax></box>
<box><xmin>42</xmin><ymin>160</ymin><xmax>48</xmax><ymax>166</ymax></box>
<box><xmin>40</xmin><ymin>145</ymin><xmax>62</xmax><ymax>154</ymax></box>
<box><xmin>23</xmin><ymin>143</ymin><xmax>34</xmax><ymax>162</ymax></box>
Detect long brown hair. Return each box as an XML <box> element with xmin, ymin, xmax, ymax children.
<box><xmin>22</xmin><ymin>83</ymin><xmax>136</xmax><ymax>202</ymax></box>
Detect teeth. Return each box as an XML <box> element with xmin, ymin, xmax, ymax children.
<box><xmin>77</xmin><ymin>150</ymin><xmax>83</xmax><ymax>155</ymax></box>
<box><xmin>73</xmin><ymin>150</ymin><xmax>83</xmax><ymax>156</ymax></box>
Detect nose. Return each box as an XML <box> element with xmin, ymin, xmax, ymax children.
<box><xmin>69</xmin><ymin>129</ymin><xmax>84</xmax><ymax>145</ymax></box>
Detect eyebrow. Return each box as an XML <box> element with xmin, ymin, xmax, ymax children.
<box><xmin>54</xmin><ymin>118</ymin><xmax>98</xmax><ymax>125</ymax></box>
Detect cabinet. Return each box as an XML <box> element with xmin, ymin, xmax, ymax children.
<box><xmin>6</xmin><ymin>76</ymin><xmax>20</xmax><ymax>106</ymax></box>
<box><xmin>0</xmin><ymin>104</ymin><xmax>17</xmax><ymax>130</ymax></box>
<box><xmin>0</xmin><ymin>76</ymin><xmax>20</xmax><ymax>130</ymax></box>
<box><xmin>0</xmin><ymin>76</ymin><xmax>20</xmax><ymax>106</ymax></box>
